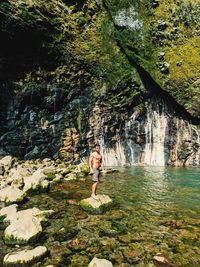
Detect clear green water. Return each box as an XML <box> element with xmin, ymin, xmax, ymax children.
<box><xmin>1</xmin><ymin>167</ymin><xmax>200</xmax><ymax>267</ymax></box>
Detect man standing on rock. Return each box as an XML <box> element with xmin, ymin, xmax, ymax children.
<box><xmin>89</xmin><ymin>144</ymin><xmax>103</xmax><ymax>200</ymax></box>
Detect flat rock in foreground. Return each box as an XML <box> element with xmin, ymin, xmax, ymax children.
<box><xmin>4</xmin><ymin>216</ymin><xmax>42</xmax><ymax>245</ymax></box>
<box><xmin>88</xmin><ymin>257</ymin><xmax>113</xmax><ymax>267</ymax></box>
<box><xmin>3</xmin><ymin>246</ymin><xmax>48</xmax><ymax>266</ymax></box>
<box><xmin>80</xmin><ymin>194</ymin><xmax>112</xmax><ymax>213</ymax></box>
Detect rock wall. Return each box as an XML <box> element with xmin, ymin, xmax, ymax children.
<box><xmin>0</xmin><ymin>84</ymin><xmax>199</xmax><ymax>167</ymax></box>
<box><xmin>0</xmin><ymin>0</ymin><xmax>199</xmax><ymax>167</ymax></box>
<box><xmin>89</xmin><ymin>97</ymin><xmax>200</xmax><ymax>167</ymax></box>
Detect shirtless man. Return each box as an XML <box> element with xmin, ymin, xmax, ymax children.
<box><xmin>89</xmin><ymin>144</ymin><xmax>102</xmax><ymax>200</ymax></box>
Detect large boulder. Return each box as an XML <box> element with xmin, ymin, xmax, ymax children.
<box><xmin>80</xmin><ymin>195</ymin><xmax>113</xmax><ymax>213</ymax></box>
<box><xmin>4</xmin><ymin>216</ymin><xmax>42</xmax><ymax>245</ymax></box>
<box><xmin>0</xmin><ymin>186</ymin><xmax>26</xmax><ymax>204</ymax></box>
<box><xmin>3</xmin><ymin>207</ymin><xmax>54</xmax><ymax>244</ymax></box>
<box><xmin>3</xmin><ymin>246</ymin><xmax>48</xmax><ymax>266</ymax></box>
<box><xmin>88</xmin><ymin>257</ymin><xmax>113</xmax><ymax>267</ymax></box>
<box><xmin>23</xmin><ymin>169</ymin><xmax>49</xmax><ymax>193</ymax></box>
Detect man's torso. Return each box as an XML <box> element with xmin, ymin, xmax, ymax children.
<box><xmin>92</xmin><ymin>151</ymin><xmax>102</xmax><ymax>169</ymax></box>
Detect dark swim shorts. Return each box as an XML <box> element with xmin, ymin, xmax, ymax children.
<box><xmin>92</xmin><ymin>168</ymin><xmax>100</xmax><ymax>182</ymax></box>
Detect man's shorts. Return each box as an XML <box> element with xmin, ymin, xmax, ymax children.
<box><xmin>92</xmin><ymin>168</ymin><xmax>100</xmax><ymax>182</ymax></box>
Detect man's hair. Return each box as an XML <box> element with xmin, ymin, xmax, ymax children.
<box><xmin>94</xmin><ymin>143</ymin><xmax>100</xmax><ymax>148</ymax></box>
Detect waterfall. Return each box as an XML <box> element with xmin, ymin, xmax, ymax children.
<box><xmin>143</xmin><ymin>105</ymin><xmax>168</xmax><ymax>166</ymax></box>
<box><xmin>91</xmin><ymin>99</ymin><xmax>200</xmax><ymax>167</ymax></box>
<box><xmin>100</xmin><ymin>137</ymin><xmax>126</xmax><ymax>166</ymax></box>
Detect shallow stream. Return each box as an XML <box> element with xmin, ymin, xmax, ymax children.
<box><xmin>1</xmin><ymin>167</ymin><xmax>200</xmax><ymax>266</ymax></box>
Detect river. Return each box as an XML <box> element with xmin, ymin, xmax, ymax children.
<box><xmin>1</xmin><ymin>167</ymin><xmax>200</xmax><ymax>266</ymax></box>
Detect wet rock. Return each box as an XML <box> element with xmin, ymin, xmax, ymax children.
<box><xmin>3</xmin><ymin>207</ymin><xmax>53</xmax><ymax>244</ymax></box>
<box><xmin>80</xmin><ymin>194</ymin><xmax>112</xmax><ymax>213</ymax></box>
<box><xmin>117</xmin><ymin>235</ymin><xmax>132</xmax><ymax>244</ymax></box>
<box><xmin>53</xmin><ymin>227</ymin><xmax>79</xmax><ymax>242</ymax></box>
<box><xmin>67</xmin><ymin>238</ymin><xmax>87</xmax><ymax>252</ymax></box>
<box><xmin>153</xmin><ymin>253</ymin><xmax>176</xmax><ymax>267</ymax></box>
<box><xmin>4</xmin><ymin>216</ymin><xmax>42</xmax><ymax>245</ymax></box>
<box><xmin>88</xmin><ymin>257</ymin><xmax>113</xmax><ymax>267</ymax></box>
<box><xmin>123</xmin><ymin>250</ymin><xmax>140</xmax><ymax>265</ymax></box>
<box><xmin>67</xmin><ymin>199</ymin><xmax>79</xmax><ymax>205</ymax></box>
<box><xmin>0</xmin><ymin>186</ymin><xmax>26</xmax><ymax>204</ymax></box>
<box><xmin>68</xmin><ymin>254</ymin><xmax>89</xmax><ymax>266</ymax></box>
<box><xmin>74</xmin><ymin>210</ymin><xmax>88</xmax><ymax>220</ymax></box>
<box><xmin>3</xmin><ymin>246</ymin><xmax>48</xmax><ymax>266</ymax></box>
<box><xmin>23</xmin><ymin>169</ymin><xmax>49</xmax><ymax>193</ymax></box>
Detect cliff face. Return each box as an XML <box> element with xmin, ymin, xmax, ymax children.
<box><xmin>0</xmin><ymin>0</ymin><xmax>199</xmax><ymax>166</ymax></box>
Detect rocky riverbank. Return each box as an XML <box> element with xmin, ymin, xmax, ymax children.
<box><xmin>1</xmin><ymin>157</ymin><xmax>199</xmax><ymax>266</ymax></box>
<box><xmin>0</xmin><ymin>155</ymin><xmax>115</xmax><ymax>266</ymax></box>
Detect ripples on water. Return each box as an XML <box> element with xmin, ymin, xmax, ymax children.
<box><xmin>1</xmin><ymin>167</ymin><xmax>200</xmax><ymax>266</ymax></box>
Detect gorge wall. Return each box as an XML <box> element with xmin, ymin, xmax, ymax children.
<box><xmin>0</xmin><ymin>83</ymin><xmax>199</xmax><ymax>167</ymax></box>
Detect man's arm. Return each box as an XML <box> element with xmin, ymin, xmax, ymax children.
<box><xmin>89</xmin><ymin>153</ymin><xmax>94</xmax><ymax>172</ymax></box>
<box><xmin>100</xmin><ymin>157</ymin><xmax>104</xmax><ymax>170</ymax></box>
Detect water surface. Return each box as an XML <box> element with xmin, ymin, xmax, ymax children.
<box><xmin>1</xmin><ymin>167</ymin><xmax>200</xmax><ymax>266</ymax></box>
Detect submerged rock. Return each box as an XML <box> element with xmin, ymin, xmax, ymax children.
<box><xmin>88</xmin><ymin>257</ymin><xmax>113</xmax><ymax>267</ymax></box>
<box><xmin>3</xmin><ymin>246</ymin><xmax>48</xmax><ymax>266</ymax></box>
<box><xmin>80</xmin><ymin>194</ymin><xmax>112</xmax><ymax>213</ymax></box>
<box><xmin>153</xmin><ymin>253</ymin><xmax>177</xmax><ymax>267</ymax></box>
<box><xmin>0</xmin><ymin>186</ymin><xmax>26</xmax><ymax>204</ymax></box>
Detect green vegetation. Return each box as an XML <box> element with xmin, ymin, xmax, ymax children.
<box><xmin>0</xmin><ymin>0</ymin><xmax>199</xmax><ymax>116</ymax></box>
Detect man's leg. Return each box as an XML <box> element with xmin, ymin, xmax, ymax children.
<box><xmin>92</xmin><ymin>182</ymin><xmax>98</xmax><ymax>195</ymax></box>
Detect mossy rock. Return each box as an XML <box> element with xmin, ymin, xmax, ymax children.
<box><xmin>44</xmin><ymin>172</ymin><xmax>56</xmax><ymax>180</ymax></box>
<box><xmin>3</xmin><ymin>246</ymin><xmax>48</xmax><ymax>267</ymax></box>
<box><xmin>3</xmin><ymin>231</ymin><xmax>42</xmax><ymax>245</ymax></box>
<box><xmin>0</xmin><ymin>215</ymin><xmax>6</xmax><ymax>222</ymax></box>
<box><xmin>80</xmin><ymin>195</ymin><xmax>113</xmax><ymax>214</ymax></box>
